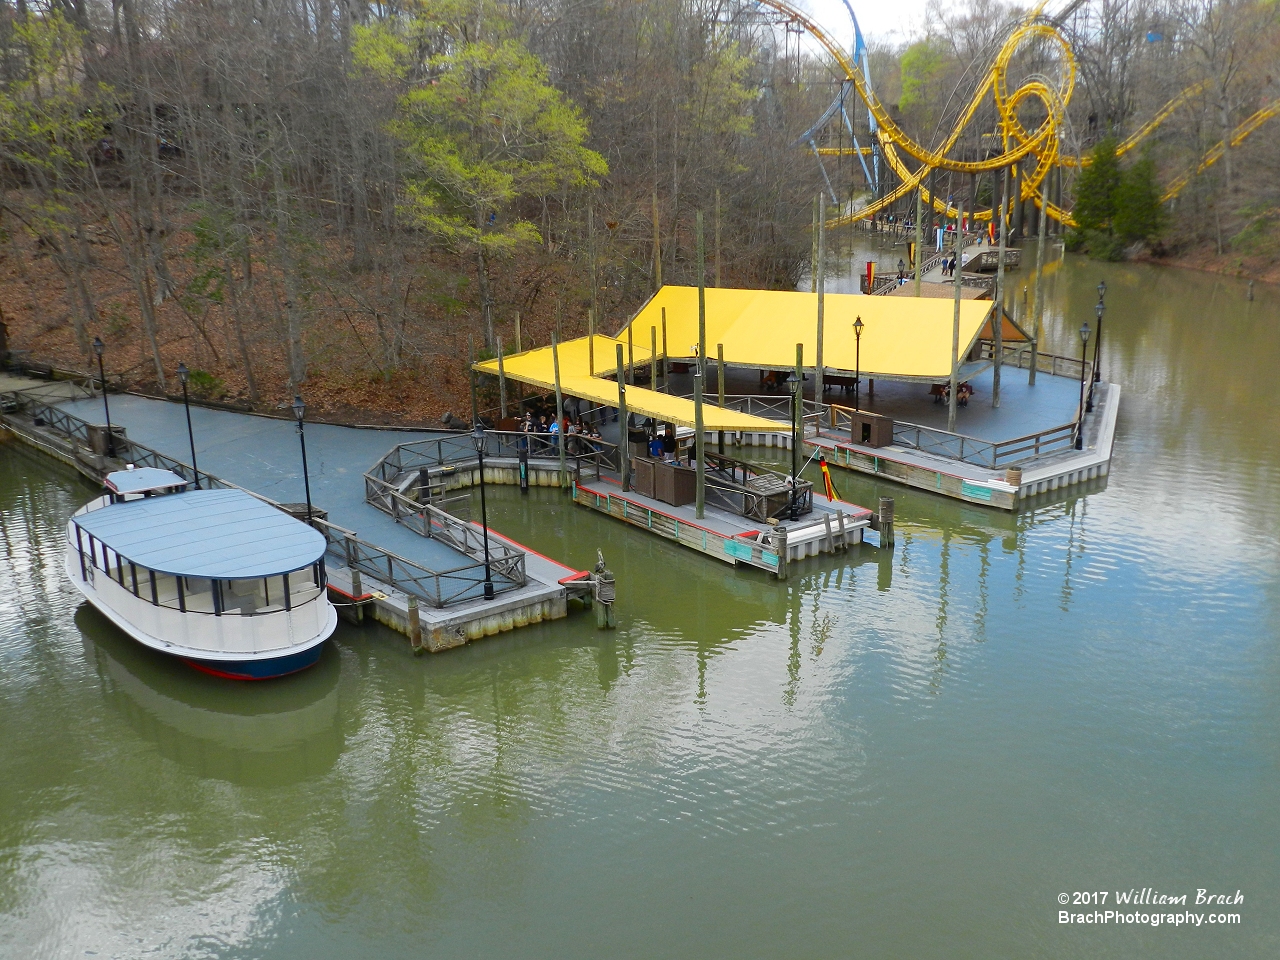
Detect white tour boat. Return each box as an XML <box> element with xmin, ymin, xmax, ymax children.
<box><xmin>66</xmin><ymin>467</ymin><xmax>337</xmax><ymax>679</ymax></box>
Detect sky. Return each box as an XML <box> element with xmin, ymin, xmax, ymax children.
<box><xmin>799</xmin><ymin>0</ymin><xmax>933</xmax><ymax>47</ymax></box>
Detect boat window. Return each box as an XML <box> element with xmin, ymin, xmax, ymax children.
<box><xmin>134</xmin><ymin>570</ymin><xmax>323</xmax><ymax>615</ymax></box>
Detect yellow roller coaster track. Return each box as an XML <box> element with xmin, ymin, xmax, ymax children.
<box><xmin>757</xmin><ymin>0</ymin><xmax>1279</xmax><ymax>228</ymax></box>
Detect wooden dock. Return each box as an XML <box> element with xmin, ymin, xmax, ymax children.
<box><xmin>572</xmin><ymin>476</ymin><xmax>870</xmax><ymax>577</ymax></box>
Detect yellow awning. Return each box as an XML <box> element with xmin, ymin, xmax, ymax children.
<box><xmin>474</xmin><ymin>336</ymin><xmax>785</xmax><ymax>432</ymax></box>
<box><xmin>625</xmin><ymin>286</ymin><xmax>1000</xmax><ymax>382</ymax></box>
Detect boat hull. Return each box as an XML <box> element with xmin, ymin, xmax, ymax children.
<box><xmin>182</xmin><ymin>643</ymin><xmax>326</xmax><ymax>680</ymax></box>
<box><xmin>66</xmin><ymin>547</ymin><xmax>337</xmax><ymax>682</ymax></box>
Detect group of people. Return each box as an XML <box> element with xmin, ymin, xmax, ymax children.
<box><xmin>519</xmin><ymin>409</ymin><xmax>603</xmax><ymax>455</ymax></box>
<box><xmin>936</xmin><ymin>381</ymin><xmax>974</xmax><ymax>406</ymax></box>
<box><xmin>639</xmin><ymin>418</ymin><xmax>682</xmax><ymax>463</ymax></box>
<box><xmin>940</xmin><ymin>254</ymin><xmax>962</xmax><ymax>277</ymax></box>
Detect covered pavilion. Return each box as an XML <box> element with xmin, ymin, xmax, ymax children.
<box><xmin>476</xmin><ymin>285</ymin><xmax>1028</xmax><ymax>407</ymax></box>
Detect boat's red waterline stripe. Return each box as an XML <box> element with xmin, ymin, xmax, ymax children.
<box><xmin>181</xmin><ymin>658</ymin><xmax>313</xmax><ymax>681</ymax></box>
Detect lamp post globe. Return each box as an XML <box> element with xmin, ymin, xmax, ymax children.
<box><xmin>472</xmin><ymin>423</ymin><xmax>495</xmax><ymax>599</ymax></box>
<box><xmin>91</xmin><ymin>336</ymin><xmax>115</xmax><ymax>458</ymax></box>
<box><xmin>177</xmin><ymin>362</ymin><xmax>200</xmax><ymax>488</ymax></box>
<box><xmin>292</xmin><ymin>395</ymin><xmax>314</xmax><ymax>526</ymax></box>
<box><xmin>1097</xmin><ymin>279</ymin><xmax>1107</xmax><ymax>300</ymax></box>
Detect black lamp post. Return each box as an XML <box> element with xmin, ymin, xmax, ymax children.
<box><xmin>790</xmin><ymin>373</ymin><xmax>801</xmax><ymax>521</ymax></box>
<box><xmin>853</xmin><ymin>316</ymin><xmax>864</xmax><ymax>411</ymax></box>
<box><xmin>471</xmin><ymin>423</ymin><xmax>496</xmax><ymax>599</ymax></box>
<box><xmin>92</xmin><ymin>336</ymin><xmax>115</xmax><ymax>458</ymax></box>
<box><xmin>177</xmin><ymin>362</ymin><xmax>200</xmax><ymax>488</ymax></box>
<box><xmin>1093</xmin><ymin>280</ymin><xmax>1106</xmax><ymax>384</ymax></box>
<box><xmin>292</xmin><ymin>395</ymin><xmax>314</xmax><ymax>526</ymax></box>
<box><xmin>1076</xmin><ymin>320</ymin><xmax>1091</xmax><ymax>449</ymax></box>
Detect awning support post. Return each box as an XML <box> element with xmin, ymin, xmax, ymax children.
<box><xmin>616</xmin><ymin>344</ymin><xmax>630</xmax><ymax>492</ymax></box>
<box><xmin>552</xmin><ymin>331</ymin><xmax>567</xmax><ymax>490</ymax></box>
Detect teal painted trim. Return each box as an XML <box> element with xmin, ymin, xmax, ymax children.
<box><xmin>960</xmin><ymin>480</ymin><xmax>994</xmax><ymax>501</ymax></box>
<box><xmin>723</xmin><ymin>539</ymin><xmax>753</xmax><ymax>562</ymax></box>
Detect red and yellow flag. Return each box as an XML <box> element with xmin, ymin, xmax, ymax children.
<box><xmin>819</xmin><ymin>455</ymin><xmax>839</xmax><ymax>502</ymax></box>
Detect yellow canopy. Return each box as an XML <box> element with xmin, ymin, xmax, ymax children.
<box><xmin>474</xmin><ymin>336</ymin><xmax>785</xmax><ymax>432</ymax></box>
<box><xmin>625</xmin><ymin>286</ymin><xmax>1003</xmax><ymax>382</ymax></box>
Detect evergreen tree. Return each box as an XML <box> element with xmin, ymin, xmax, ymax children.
<box><xmin>1072</xmin><ymin>137</ymin><xmax>1122</xmax><ymax>232</ymax></box>
<box><xmin>1114</xmin><ymin>154</ymin><xmax>1166</xmax><ymax>244</ymax></box>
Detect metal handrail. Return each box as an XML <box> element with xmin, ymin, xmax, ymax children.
<box><xmin>827</xmin><ymin>401</ymin><xmax>1080</xmax><ymax>468</ymax></box>
<box><xmin>4</xmin><ymin>391</ymin><xmax>522</xmax><ymax>608</ymax></box>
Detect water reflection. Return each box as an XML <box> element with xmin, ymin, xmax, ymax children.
<box><xmin>78</xmin><ymin>606</ymin><xmax>344</xmax><ymax>787</ymax></box>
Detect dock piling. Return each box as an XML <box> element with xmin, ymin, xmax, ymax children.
<box><xmin>878</xmin><ymin>497</ymin><xmax>895</xmax><ymax>548</ymax></box>
<box><xmin>592</xmin><ymin>551</ymin><xmax>617</xmax><ymax>629</ymax></box>
<box><xmin>408</xmin><ymin>595</ymin><xmax>423</xmax><ymax>653</ymax></box>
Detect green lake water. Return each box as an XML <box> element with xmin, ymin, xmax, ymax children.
<box><xmin>2</xmin><ymin>255</ymin><xmax>1278</xmax><ymax>958</ymax></box>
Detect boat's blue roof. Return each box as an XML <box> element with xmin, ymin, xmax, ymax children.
<box><xmin>105</xmin><ymin>467</ymin><xmax>190</xmax><ymax>495</ymax></box>
<box><xmin>74</xmin><ymin>488</ymin><xmax>326</xmax><ymax>579</ymax></box>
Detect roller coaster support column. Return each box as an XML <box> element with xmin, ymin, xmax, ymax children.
<box><xmin>949</xmin><ymin>199</ymin><xmax>965</xmax><ymax>434</ymax></box>
<box><xmin>1029</xmin><ymin>189</ymin><xmax>1048</xmax><ymax>386</ymax></box>
<box><xmin>993</xmin><ymin>166</ymin><xmax>1010</xmax><ymax>409</ymax></box>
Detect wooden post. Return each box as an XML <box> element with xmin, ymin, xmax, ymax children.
<box><xmin>661</xmin><ymin>307</ymin><xmax>669</xmax><ymax>392</ymax></box>
<box><xmin>775</xmin><ymin>524</ymin><xmax>789</xmax><ymax>580</ymax></box>
<box><xmin>993</xmin><ymin>166</ymin><xmax>1009</xmax><ymax>408</ymax></box>
<box><xmin>652</xmin><ymin>188</ymin><xmax>662</xmax><ymax>291</ymax></box>
<box><xmin>589</xmin><ymin>203</ymin><xmax>598</xmax><ymax>343</ymax></box>
<box><xmin>694</xmin><ymin>362</ymin><xmax>705</xmax><ymax>519</ymax></box>
<box><xmin>696</xmin><ymin>211</ymin><xmax>707</xmax><ymax>376</ymax></box>
<box><xmin>552</xmin><ymin>332</ymin><xmax>567</xmax><ymax>490</ymax></box>
<box><xmin>616</xmin><ymin>344</ymin><xmax>629</xmax><ymax>492</ymax></box>
<box><xmin>914</xmin><ymin>170</ymin><xmax>924</xmax><ymax>296</ymax></box>
<box><xmin>878</xmin><ymin>496</ymin><xmax>895</xmax><ymax>548</ymax></box>
<box><xmin>810</xmin><ymin>195</ymin><xmax>819</xmax><ymax>292</ymax></box>
<box><xmin>1029</xmin><ymin>183</ymin><xmax>1048</xmax><ymax>386</ymax></box>
<box><xmin>627</xmin><ymin>322</ymin><xmax>634</xmax><ymax>385</ymax></box>
<box><xmin>717</xmin><ymin>342</ymin><xmax>726</xmax><ymax>454</ymax></box>
<box><xmin>408</xmin><ymin>595</ymin><xmax>423</xmax><ymax>653</ymax></box>
<box><xmin>714</xmin><ymin>187</ymin><xmax>722</xmax><ymax>287</ymax></box>
<box><xmin>1012</xmin><ymin>164</ymin><xmax>1024</xmax><ymax>239</ymax></box>
<box><xmin>650</xmin><ymin>327</ymin><xmax>658</xmax><ymax>390</ymax></box>
<box><xmin>949</xmin><ymin>200</ymin><xmax>964</xmax><ymax>433</ymax></box>
<box><xmin>468</xmin><ymin>334</ymin><xmax>479</xmax><ymax>426</ymax></box>
<box><xmin>513</xmin><ymin>311</ymin><xmax>524</xmax><ymax>414</ymax></box>
<box><xmin>496</xmin><ymin>334</ymin><xmax>507</xmax><ymax>419</ymax></box>
<box><xmin>816</xmin><ymin>199</ymin><xmax>826</xmax><ymax>408</ymax></box>
<box><xmin>695</xmin><ymin>210</ymin><xmax>707</xmax><ymax>519</ymax></box>
<box><xmin>588</xmin><ymin>307</ymin><xmax>595</xmax><ymax>376</ymax></box>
